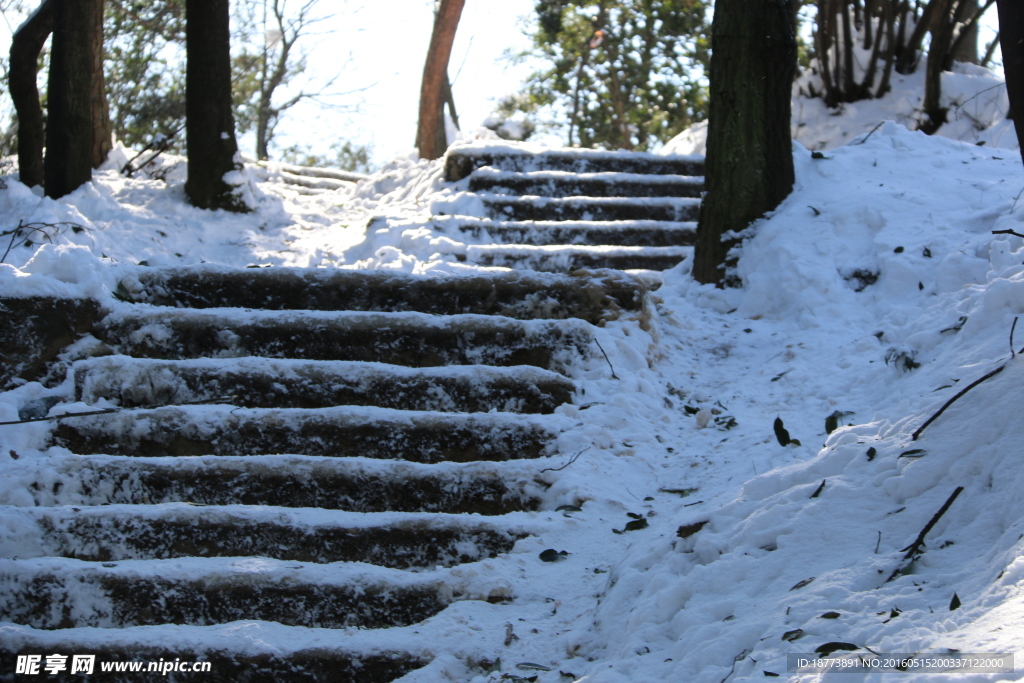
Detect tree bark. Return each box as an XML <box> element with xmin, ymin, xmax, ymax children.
<box><xmin>185</xmin><ymin>0</ymin><xmax>248</xmax><ymax>211</ymax></box>
<box><xmin>45</xmin><ymin>0</ymin><xmax>102</xmax><ymax>199</ymax></box>
<box><xmin>91</xmin><ymin>0</ymin><xmax>113</xmax><ymax>168</ymax></box>
<box><xmin>10</xmin><ymin>0</ymin><xmax>53</xmax><ymax>189</ymax></box>
<box><xmin>921</xmin><ymin>0</ymin><xmax>954</xmax><ymax>133</ymax></box>
<box><xmin>997</xmin><ymin>0</ymin><xmax>1024</xmax><ymax>167</ymax></box>
<box><xmin>416</xmin><ymin>0</ymin><xmax>464</xmax><ymax>160</ymax></box>
<box><xmin>692</xmin><ymin>0</ymin><xmax>797</xmax><ymax>286</ymax></box>
<box><xmin>952</xmin><ymin>0</ymin><xmax>979</xmax><ymax>62</ymax></box>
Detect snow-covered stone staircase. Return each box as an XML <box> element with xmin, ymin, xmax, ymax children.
<box><xmin>436</xmin><ymin>145</ymin><xmax>704</xmax><ymax>273</ymax></box>
<box><xmin>1</xmin><ymin>266</ymin><xmax>650</xmax><ymax>680</ymax></box>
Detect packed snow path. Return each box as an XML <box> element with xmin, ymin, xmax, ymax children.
<box><xmin>425</xmin><ymin>145</ymin><xmax>704</xmax><ymax>273</ymax></box>
<box><xmin>0</xmin><ymin>262</ymin><xmax>655</xmax><ymax>680</ymax></box>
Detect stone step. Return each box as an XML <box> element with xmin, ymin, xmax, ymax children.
<box><xmin>0</xmin><ymin>633</ymin><xmax>426</xmax><ymax>683</ymax></box>
<box><xmin>6</xmin><ymin>506</ymin><xmax>526</xmax><ymax>569</ymax></box>
<box><xmin>432</xmin><ymin>216</ymin><xmax>696</xmax><ymax>247</ymax></box>
<box><xmin>445</xmin><ymin>145</ymin><xmax>704</xmax><ymax>181</ymax></box>
<box><xmin>459</xmin><ymin>245</ymin><xmax>690</xmax><ymax>273</ymax></box>
<box><xmin>121</xmin><ymin>266</ymin><xmax>648</xmax><ymax>323</ymax></box>
<box><xmin>50</xmin><ymin>406</ymin><xmax>565</xmax><ymax>462</ymax></box>
<box><xmin>0</xmin><ymin>297</ymin><xmax>102</xmax><ymax>388</ymax></box>
<box><xmin>7</xmin><ymin>454</ymin><xmax>541</xmax><ymax>514</ymax></box>
<box><xmin>74</xmin><ymin>357</ymin><xmax>575</xmax><ymax>414</ymax></box>
<box><xmin>467</xmin><ymin>168</ymin><xmax>703</xmax><ymax>198</ymax></box>
<box><xmin>94</xmin><ymin>308</ymin><xmax>594</xmax><ymax>375</ymax></box>
<box><xmin>0</xmin><ymin>636</ymin><xmax>429</xmax><ymax>682</ymax></box>
<box><xmin>0</xmin><ymin>558</ymin><xmax>460</xmax><ymax>630</ymax></box>
<box><xmin>481</xmin><ymin>195</ymin><xmax>701</xmax><ymax>222</ymax></box>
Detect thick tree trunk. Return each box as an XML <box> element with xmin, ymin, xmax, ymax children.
<box><xmin>692</xmin><ymin>0</ymin><xmax>797</xmax><ymax>286</ymax></box>
<box><xmin>997</xmin><ymin>0</ymin><xmax>1024</xmax><ymax>168</ymax></box>
<box><xmin>45</xmin><ymin>0</ymin><xmax>102</xmax><ymax>199</ymax></box>
<box><xmin>416</xmin><ymin>0</ymin><xmax>464</xmax><ymax>160</ymax></box>
<box><xmin>952</xmin><ymin>0</ymin><xmax>979</xmax><ymax>63</ymax></box>
<box><xmin>91</xmin><ymin>0</ymin><xmax>112</xmax><ymax>168</ymax></box>
<box><xmin>9</xmin><ymin>0</ymin><xmax>53</xmax><ymax>189</ymax></box>
<box><xmin>184</xmin><ymin>0</ymin><xmax>248</xmax><ymax>211</ymax></box>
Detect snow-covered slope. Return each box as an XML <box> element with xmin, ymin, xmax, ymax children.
<box><xmin>664</xmin><ymin>61</ymin><xmax>1016</xmax><ymax>156</ymax></box>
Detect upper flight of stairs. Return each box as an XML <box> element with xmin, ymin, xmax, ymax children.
<box><xmin>0</xmin><ymin>264</ymin><xmax>650</xmax><ymax>682</ymax></box>
<box><xmin>434</xmin><ymin>144</ymin><xmax>705</xmax><ymax>273</ymax></box>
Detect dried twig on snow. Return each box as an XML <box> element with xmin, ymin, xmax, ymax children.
<box><xmin>539</xmin><ymin>447</ymin><xmax>590</xmax><ymax>474</ymax></box>
<box><xmin>887</xmin><ymin>486</ymin><xmax>964</xmax><ymax>582</ymax></box>
<box><xmin>912</xmin><ymin>365</ymin><xmax>1005</xmax><ymax>440</ymax></box>
<box><xmin>594</xmin><ymin>339</ymin><xmax>619</xmax><ymax>380</ymax></box>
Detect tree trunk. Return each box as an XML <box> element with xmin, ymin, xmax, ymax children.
<box><xmin>185</xmin><ymin>0</ymin><xmax>248</xmax><ymax>211</ymax></box>
<box><xmin>952</xmin><ymin>0</ymin><xmax>979</xmax><ymax>62</ymax></box>
<box><xmin>416</xmin><ymin>0</ymin><xmax>464</xmax><ymax>160</ymax></box>
<box><xmin>997</xmin><ymin>0</ymin><xmax>1024</xmax><ymax>167</ymax></box>
<box><xmin>10</xmin><ymin>0</ymin><xmax>53</xmax><ymax>189</ymax></box>
<box><xmin>45</xmin><ymin>0</ymin><xmax>102</xmax><ymax>199</ymax></box>
<box><xmin>91</xmin><ymin>0</ymin><xmax>112</xmax><ymax>168</ymax></box>
<box><xmin>692</xmin><ymin>0</ymin><xmax>797</xmax><ymax>286</ymax></box>
<box><xmin>920</xmin><ymin>0</ymin><xmax>954</xmax><ymax>133</ymax></box>
<box><xmin>896</xmin><ymin>0</ymin><xmax>942</xmax><ymax>73</ymax></box>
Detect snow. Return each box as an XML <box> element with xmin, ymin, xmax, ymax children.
<box><xmin>3</xmin><ymin>64</ymin><xmax>1024</xmax><ymax>682</ymax></box>
<box><xmin>663</xmin><ymin>62</ymin><xmax>1017</xmax><ymax>156</ymax></box>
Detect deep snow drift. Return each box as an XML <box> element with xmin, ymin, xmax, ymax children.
<box><xmin>2</xmin><ymin>73</ymin><xmax>1024</xmax><ymax>682</ymax></box>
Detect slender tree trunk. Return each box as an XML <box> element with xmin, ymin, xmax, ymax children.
<box><xmin>693</xmin><ymin>0</ymin><xmax>797</xmax><ymax>286</ymax></box>
<box><xmin>185</xmin><ymin>0</ymin><xmax>248</xmax><ymax>211</ymax></box>
<box><xmin>896</xmin><ymin>0</ymin><xmax>942</xmax><ymax>73</ymax></box>
<box><xmin>91</xmin><ymin>0</ymin><xmax>112</xmax><ymax>168</ymax></box>
<box><xmin>10</xmin><ymin>0</ymin><xmax>53</xmax><ymax>189</ymax></box>
<box><xmin>997</xmin><ymin>0</ymin><xmax>1024</xmax><ymax>167</ymax></box>
<box><xmin>45</xmin><ymin>0</ymin><xmax>102</xmax><ymax>199</ymax></box>
<box><xmin>416</xmin><ymin>0</ymin><xmax>464</xmax><ymax>160</ymax></box>
<box><xmin>443</xmin><ymin>73</ymin><xmax>460</xmax><ymax>130</ymax></box>
<box><xmin>921</xmin><ymin>0</ymin><xmax>954</xmax><ymax>132</ymax></box>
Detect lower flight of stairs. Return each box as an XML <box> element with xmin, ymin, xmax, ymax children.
<box><xmin>0</xmin><ymin>265</ymin><xmax>651</xmax><ymax>682</ymax></box>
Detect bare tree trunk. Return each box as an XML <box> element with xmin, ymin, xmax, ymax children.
<box><xmin>10</xmin><ymin>0</ymin><xmax>53</xmax><ymax>189</ymax></box>
<box><xmin>921</xmin><ymin>0</ymin><xmax>954</xmax><ymax>132</ymax></box>
<box><xmin>996</xmin><ymin>0</ymin><xmax>1024</xmax><ymax>167</ymax></box>
<box><xmin>952</xmin><ymin>0</ymin><xmax>978</xmax><ymax>62</ymax></box>
<box><xmin>185</xmin><ymin>0</ymin><xmax>248</xmax><ymax>211</ymax></box>
<box><xmin>416</xmin><ymin>0</ymin><xmax>464</xmax><ymax>160</ymax></box>
<box><xmin>45</xmin><ymin>0</ymin><xmax>102</xmax><ymax>199</ymax></box>
<box><xmin>896</xmin><ymin>0</ymin><xmax>942</xmax><ymax>73</ymax></box>
<box><xmin>91</xmin><ymin>0</ymin><xmax>112</xmax><ymax>168</ymax></box>
<box><xmin>693</xmin><ymin>0</ymin><xmax>797</xmax><ymax>286</ymax></box>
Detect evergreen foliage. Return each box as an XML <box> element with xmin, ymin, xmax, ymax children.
<box><xmin>511</xmin><ymin>0</ymin><xmax>711</xmax><ymax>151</ymax></box>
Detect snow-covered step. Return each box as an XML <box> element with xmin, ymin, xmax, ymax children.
<box><xmin>0</xmin><ymin>626</ymin><xmax>427</xmax><ymax>682</ymax></box>
<box><xmin>432</xmin><ymin>216</ymin><xmax>696</xmax><ymax>247</ymax></box>
<box><xmin>123</xmin><ymin>265</ymin><xmax>649</xmax><ymax>323</ymax></box>
<box><xmin>51</xmin><ymin>406</ymin><xmax>565</xmax><ymax>462</ymax></box>
<box><xmin>467</xmin><ymin>168</ymin><xmax>704</xmax><ymax>199</ymax></box>
<box><xmin>6</xmin><ymin>505</ymin><xmax>526</xmax><ymax>569</ymax></box>
<box><xmin>0</xmin><ymin>558</ymin><xmax>459</xmax><ymax>629</ymax></box>
<box><xmin>7</xmin><ymin>454</ymin><xmax>541</xmax><ymax>514</ymax></box>
<box><xmin>74</xmin><ymin>357</ymin><xmax>575</xmax><ymax>414</ymax></box>
<box><xmin>481</xmin><ymin>194</ymin><xmax>701</xmax><ymax>222</ymax></box>
<box><xmin>445</xmin><ymin>144</ymin><xmax>704</xmax><ymax>181</ymax></box>
<box><xmin>94</xmin><ymin>309</ymin><xmax>595</xmax><ymax>374</ymax></box>
<box><xmin>460</xmin><ymin>244</ymin><xmax>691</xmax><ymax>273</ymax></box>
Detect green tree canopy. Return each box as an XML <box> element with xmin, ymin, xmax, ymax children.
<box><xmin>512</xmin><ymin>0</ymin><xmax>711</xmax><ymax>151</ymax></box>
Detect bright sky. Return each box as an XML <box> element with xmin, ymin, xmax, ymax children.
<box><xmin>268</xmin><ymin>0</ymin><xmax>541</xmax><ymax>166</ymax></box>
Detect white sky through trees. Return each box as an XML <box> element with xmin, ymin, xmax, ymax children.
<box><xmin>265</xmin><ymin>0</ymin><xmax>539</xmax><ymax>165</ymax></box>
